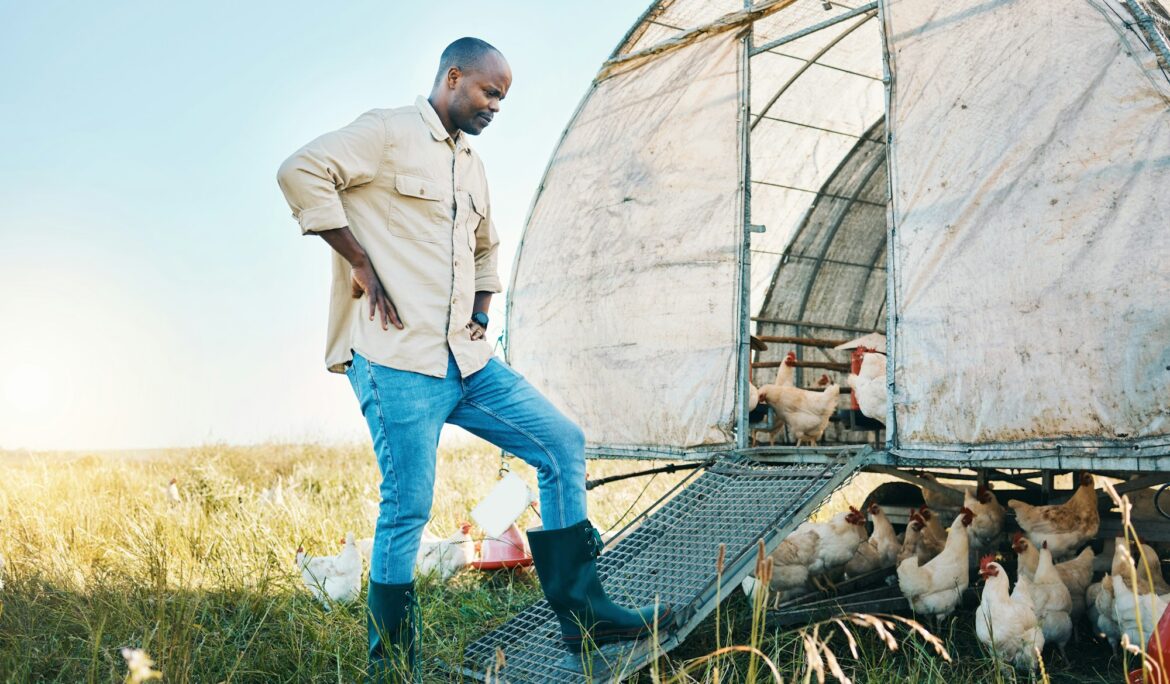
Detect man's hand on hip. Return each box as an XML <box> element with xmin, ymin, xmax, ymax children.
<box><xmin>314</xmin><ymin>226</ymin><xmax>403</xmax><ymax>331</ymax></box>
<box><xmin>351</xmin><ymin>264</ymin><xmax>403</xmax><ymax>331</ymax></box>
<box><xmin>467</xmin><ymin>321</ymin><xmax>486</xmax><ymax>341</ymax></box>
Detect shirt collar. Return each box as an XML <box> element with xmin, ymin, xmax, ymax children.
<box><xmin>415</xmin><ymin>95</ymin><xmax>473</xmax><ymax>155</ymax></box>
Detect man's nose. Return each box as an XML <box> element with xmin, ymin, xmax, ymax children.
<box><xmin>488</xmin><ymin>100</ymin><xmax>500</xmax><ymax>113</ymax></box>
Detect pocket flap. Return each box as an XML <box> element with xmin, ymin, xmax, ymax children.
<box><xmin>395</xmin><ymin>173</ymin><xmax>442</xmax><ymax>201</ymax></box>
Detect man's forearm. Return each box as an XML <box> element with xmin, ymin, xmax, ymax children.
<box><xmin>316</xmin><ymin>226</ymin><xmax>369</xmax><ymax>268</ymax></box>
<box><xmin>474</xmin><ymin>291</ymin><xmax>492</xmax><ymax>315</ymax></box>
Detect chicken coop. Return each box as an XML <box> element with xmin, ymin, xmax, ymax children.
<box><xmin>461</xmin><ymin>0</ymin><xmax>1170</xmax><ymax>680</ymax></box>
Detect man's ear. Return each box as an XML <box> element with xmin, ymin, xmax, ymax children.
<box><xmin>445</xmin><ymin>66</ymin><xmax>462</xmax><ymax>89</ymax></box>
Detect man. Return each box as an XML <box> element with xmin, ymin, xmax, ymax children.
<box><xmin>276</xmin><ymin>38</ymin><xmax>668</xmax><ymax>681</ymax></box>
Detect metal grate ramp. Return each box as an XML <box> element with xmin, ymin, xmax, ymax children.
<box><xmin>459</xmin><ymin>451</ymin><xmax>867</xmax><ymax>682</ymax></box>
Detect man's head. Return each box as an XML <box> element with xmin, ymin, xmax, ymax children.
<box><xmin>429</xmin><ymin>37</ymin><xmax>511</xmax><ymax>137</ymax></box>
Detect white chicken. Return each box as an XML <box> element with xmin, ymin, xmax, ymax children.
<box><xmin>1021</xmin><ymin>541</ymin><xmax>1073</xmax><ymax>658</ymax></box>
<box><xmin>964</xmin><ymin>484</ymin><xmax>1006</xmax><ymax>558</ymax></box>
<box><xmin>753</xmin><ymin>352</ymin><xmax>798</xmax><ymax>446</ymax></box>
<box><xmin>1007</xmin><ymin>472</ymin><xmax>1099</xmax><ymax>561</ymax></box>
<box><xmin>1110</xmin><ymin>541</ymin><xmax>1170</xmax><ymax>649</ymax></box>
<box><xmin>766</xmin><ymin>508</ymin><xmax>868</xmax><ymax>598</ymax></box>
<box><xmin>260</xmin><ymin>476</ymin><xmax>285</xmax><ymax>506</ymax></box>
<box><xmin>297</xmin><ymin>532</ymin><xmax>363</xmax><ymax>608</ymax></box>
<box><xmin>759</xmin><ymin>374</ymin><xmax>841</xmax><ymax>447</ymax></box>
<box><xmin>975</xmin><ymin>558</ymin><xmax>1044</xmax><ymax>673</ymax></box>
<box><xmin>1087</xmin><ymin>573</ymin><xmax>1121</xmax><ymax>650</ymax></box>
<box><xmin>1012</xmin><ymin>533</ymin><xmax>1094</xmax><ymax>618</ymax></box>
<box><xmin>844</xmin><ymin>502</ymin><xmax>900</xmax><ymax>578</ymax></box>
<box><xmin>847</xmin><ymin>348</ymin><xmax>887</xmax><ymax>424</ymax></box>
<box><xmin>897</xmin><ymin>507</ymin><xmax>974</xmax><ymax>624</ymax></box>
<box><xmin>165</xmin><ymin>478</ymin><xmax>182</xmax><ymax>504</ymax></box>
<box><xmin>415</xmin><ymin>522</ymin><xmax>474</xmax><ymax>581</ymax></box>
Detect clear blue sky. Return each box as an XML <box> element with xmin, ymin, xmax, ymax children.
<box><xmin>0</xmin><ymin>1</ymin><xmax>646</xmax><ymax>450</ymax></box>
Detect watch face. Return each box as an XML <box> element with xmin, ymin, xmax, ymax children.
<box><xmin>473</xmin><ymin>312</ymin><xmax>489</xmax><ymax>327</ymax></box>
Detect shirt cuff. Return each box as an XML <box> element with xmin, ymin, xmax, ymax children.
<box><xmin>296</xmin><ymin>201</ymin><xmax>348</xmax><ymax>235</ymax></box>
<box><xmin>474</xmin><ymin>273</ymin><xmax>503</xmax><ymax>294</ymax></box>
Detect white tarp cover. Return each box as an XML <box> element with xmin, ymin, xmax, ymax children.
<box><xmin>506</xmin><ymin>33</ymin><xmax>743</xmax><ymax>450</ymax></box>
<box><xmin>885</xmin><ymin>0</ymin><xmax>1170</xmax><ymax>449</ymax></box>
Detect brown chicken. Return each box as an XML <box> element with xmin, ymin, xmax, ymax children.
<box><xmin>1007</xmin><ymin>473</ymin><xmax>1099</xmax><ymax>561</ymax></box>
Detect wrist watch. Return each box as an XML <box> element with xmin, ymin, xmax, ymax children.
<box><xmin>471</xmin><ymin>311</ymin><xmax>489</xmax><ymax>328</ymax></box>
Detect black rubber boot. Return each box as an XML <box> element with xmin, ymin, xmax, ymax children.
<box><xmin>527</xmin><ymin>520</ymin><xmax>671</xmax><ymax>649</ymax></box>
<box><xmin>367</xmin><ymin>579</ymin><xmax>420</xmax><ymax>683</ymax></box>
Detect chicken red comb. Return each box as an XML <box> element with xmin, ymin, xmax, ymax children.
<box><xmin>460</xmin><ymin>521</ymin><xmax>472</xmax><ymax>534</ymax></box>
<box><xmin>1011</xmin><ymin>531</ymin><xmax>1025</xmax><ymax>545</ymax></box>
<box><xmin>979</xmin><ymin>554</ymin><xmax>996</xmax><ymax>570</ymax></box>
<box><xmin>960</xmin><ymin>506</ymin><xmax>975</xmax><ymax>517</ymax></box>
<box><xmin>849</xmin><ymin>505</ymin><xmax>861</xmax><ymax>514</ymax></box>
<box><xmin>918</xmin><ymin>506</ymin><xmax>932</xmax><ymax>519</ymax></box>
<box><xmin>868</xmin><ymin>501</ymin><xmax>881</xmax><ymax>515</ymax></box>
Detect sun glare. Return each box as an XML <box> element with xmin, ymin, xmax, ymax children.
<box><xmin>2</xmin><ymin>362</ymin><xmax>52</xmax><ymax>413</ymax></box>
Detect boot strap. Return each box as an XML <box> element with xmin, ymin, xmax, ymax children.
<box><xmin>588</xmin><ymin>525</ymin><xmax>604</xmax><ymax>558</ymax></box>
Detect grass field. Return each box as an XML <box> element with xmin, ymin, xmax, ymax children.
<box><xmin>0</xmin><ymin>443</ymin><xmax>1138</xmax><ymax>682</ymax></box>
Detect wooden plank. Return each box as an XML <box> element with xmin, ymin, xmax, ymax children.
<box><xmin>753</xmin><ymin>360</ymin><xmax>851</xmax><ymax>372</ymax></box>
<box><xmin>756</xmin><ymin>335</ymin><xmax>850</xmax><ymax>348</ymax></box>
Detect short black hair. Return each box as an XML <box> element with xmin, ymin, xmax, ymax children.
<box><xmin>434</xmin><ymin>37</ymin><xmax>502</xmax><ymax>84</ymax></box>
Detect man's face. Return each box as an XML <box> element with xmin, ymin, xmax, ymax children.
<box><xmin>449</xmin><ymin>54</ymin><xmax>512</xmax><ymax>136</ymax></box>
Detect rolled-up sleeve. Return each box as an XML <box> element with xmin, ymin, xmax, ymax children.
<box><xmin>276</xmin><ymin>110</ymin><xmax>386</xmax><ymax>235</ymax></box>
<box><xmin>473</xmin><ymin>200</ymin><xmax>503</xmax><ymax>294</ymax></box>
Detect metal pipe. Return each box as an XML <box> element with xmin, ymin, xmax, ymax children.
<box><xmin>752</xmin><ymin>315</ymin><xmax>883</xmax><ymax>335</ymax></box>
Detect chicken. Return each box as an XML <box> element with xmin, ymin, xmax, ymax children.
<box><xmin>1110</xmin><ymin>541</ymin><xmax>1170</xmax><ymax>648</ymax></box>
<box><xmin>747</xmin><ymin>381</ymin><xmax>760</xmax><ymax>413</ymax></box>
<box><xmin>897</xmin><ymin>507</ymin><xmax>974</xmax><ymax>624</ymax></box>
<box><xmin>297</xmin><ymin>532</ymin><xmax>363</xmax><ymax>608</ymax></box>
<box><xmin>897</xmin><ymin>512</ymin><xmax>925</xmax><ymax>564</ymax></box>
<box><xmin>916</xmin><ymin>506</ymin><xmax>947</xmax><ymax>562</ymax></box>
<box><xmin>415</xmin><ymin>522</ymin><xmax>474</xmax><ymax>580</ymax></box>
<box><xmin>1087</xmin><ymin>573</ymin><xmax>1121</xmax><ymax>650</ymax></box>
<box><xmin>1021</xmin><ymin>541</ymin><xmax>1073</xmax><ymax>657</ymax></box>
<box><xmin>964</xmin><ymin>484</ymin><xmax>1006</xmax><ymax>558</ymax></box>
<box><xmin>1012</xmin><ymin>533</ymin><xmax>1094</xmax><ymax>617</ymax></box>
<box><xmin>847</xmin><ymin>348</ymin><xmax>887</xmax><ymax>424</ymax></box>
<box><xmin>845</xmin><ymin>502</ymin><xmax>900</xmax><ymax>578</ymax></box>
<box><xmin>260</xmin><ymin>476</ymin><xmax>285</xmax><ymax>506</ymax></box>
<box><xmin>165</xmin><ymin>478</ymin><xmax>182</xmax><ymax>504</ymax></box>
<box><xmin>1007</xmin><ymin>472</ymin><xmax>1099</xmax><ymax>561</ymax></box>
<box><xmin>759</xmin><ymin>374</ymin><xmax>840</xmax><ymax>447</ymax></box>
<box><xmin>774</xmin><ymin>350</ymin><xmax>797</xmax><ymax>386</ymax></box>
<box><xmin>975</xmin><ymin>557</ymin><xmax>1044</xmax><ymax>673</ymax></box>
<box><xmin>766</xmin><ymin>508</ymin><xmax>868</xmax><ymax>598</ymax></box>
<box><xmin>753</xmin><ymin>352</ymin><xmax>798</xmax><ymax>446</ymax></box>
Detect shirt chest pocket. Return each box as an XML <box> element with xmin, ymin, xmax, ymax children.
<box><xmin>388</xmin><ymin>173</ymin><xmax>450</xmax><ymax>243</ymax></box>
<box><xmin>462</xmin><ymin>191</ymin><xmax>487</xmax><ymax>253</ymax></box>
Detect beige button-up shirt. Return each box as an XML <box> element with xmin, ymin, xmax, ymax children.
<box><xmin>277</xmin><ymin>97</ymin><xmax>502</xmax><ymax>377</ymax></box>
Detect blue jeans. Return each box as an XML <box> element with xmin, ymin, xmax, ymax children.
<box><xmin>346</xmin><ymin>350</ymin><xmax>589</xmax><ymax>584</ymax></box>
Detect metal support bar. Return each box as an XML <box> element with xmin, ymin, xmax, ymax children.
<box><xmin>750</xmin><ymin>10</ymin><xmax>878</xmax><ymax>130</ymax></box>
<box><xmin>1115</xmin><ymin>472</ymin><xmax>1170</xmax><ymax>495</ymax></box>
<box><xmin>753</xmin><ymin>360</ymin><xmax>850</xmax><ymax>372</ymax></box>
<box><xmin>752</xmin><ymin>315</ymin><xmax>883</xmax><ymax>335</ymax></box>
<box><xmin>751</xmin><ymin>1</ymin><xmax>880</xmax><ymax>55</ymax></box>
<box><xmin>867</xmin><ymin>464</ymin><xmax>965</xmax><ymax>504</ymax></box>
<box><xmin>751</xmin><ymin>179</ymin><xmax>888</xmax><ymax>208</ymax></box>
